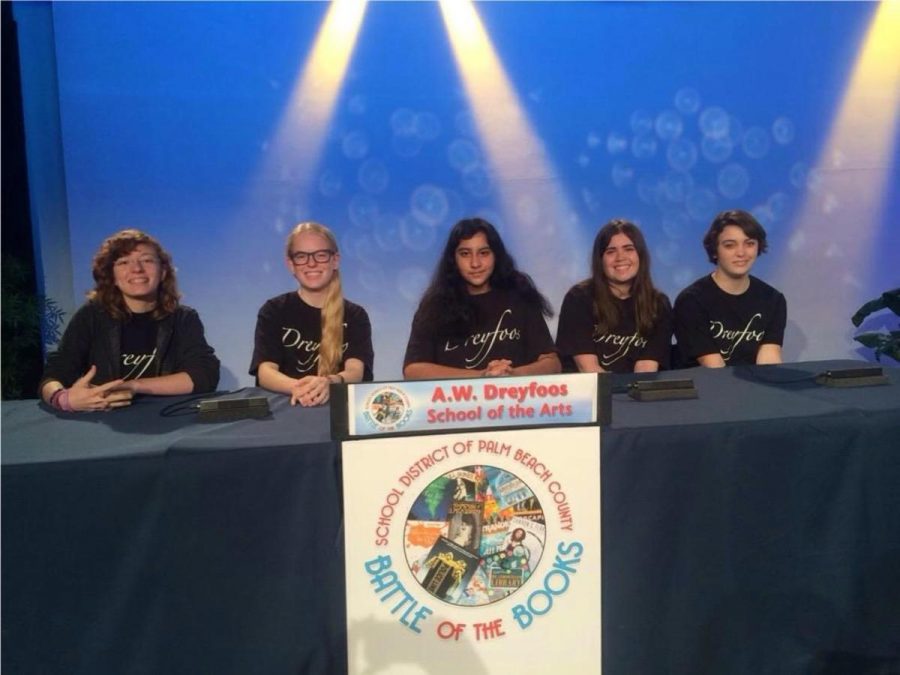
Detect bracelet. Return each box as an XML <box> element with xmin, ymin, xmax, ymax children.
<box><xmin>59</xmin><ymin>389</ymin><xmax>74</xmax><ymax>412</ymax></box>
<box><xmin>50</xmin><ymin>388</ymin><xmax>74</xmax><ymax>413</ymax></box>
<box><xmin>335</xmin><ymin>373</ymin><xmax>345</xmax><ymax>384</ymax></box>
<box><xmin>49</xmin><ymin>388</ymin><xmax>65</xmax><ymax>410</ymax></box>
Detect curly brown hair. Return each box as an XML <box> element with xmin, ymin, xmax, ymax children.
<box><xmin>88</xmin><ymin>229</ymin><xmax>180</xmax><ymax>319</ymax></box>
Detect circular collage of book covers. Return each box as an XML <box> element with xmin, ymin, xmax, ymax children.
<box><xmin>403</xmin><ymin>465</ymin><xmax>546</xmax><ymax>606</ymax></box>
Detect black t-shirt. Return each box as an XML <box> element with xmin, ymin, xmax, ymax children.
<box><xmin>250</xmin><ymin>292</ymin><xmax>374</xmax><ymax>380</ymax></box>
<box><xmin>555</xmin><ymin>283</ymin><xmax>672</xmax><ymax>373</ymax></box>
<box><xmin>120</xmin><ymin>312</ymin><xmax>159</xmax><ymax>380</ymax></box>
<box><xmin>674</xmin><ymin>274</ymin><xmax>787</xmax><ymax>366</ymax></box>
<box><xmin>403</xmin><ymin>288</ymin><xmax>556</xmax><ymax>371</ymax></box>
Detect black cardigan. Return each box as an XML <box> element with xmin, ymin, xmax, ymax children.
<box><xmin>40</xmin><ymin>302</ymin><xmax>220</xmax><ymax>394</ymax></box>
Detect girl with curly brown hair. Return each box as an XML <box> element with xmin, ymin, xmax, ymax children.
<box><xmin>40</xmin><ymin>229</ymin><xmax>219</xmax><ymax>412</ymax></box>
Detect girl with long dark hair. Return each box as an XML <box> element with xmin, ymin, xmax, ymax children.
<box><xmin>556</xmin><ymin>219</ymin><xmax>672</xmax><ymax>373</ymax></box>
<box><xmin>403</xmin><ymin>218</ymin><xmax>560</xmax><ymax>379</ymax></box>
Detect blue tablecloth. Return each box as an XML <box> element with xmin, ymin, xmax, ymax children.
<box><xmin>3</xmin><ymin>361</ymin><xmax>899</xmax><ymax>673</ymax></box>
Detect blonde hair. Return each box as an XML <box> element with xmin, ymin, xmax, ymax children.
<box><xmin>286</xmin><ymin>222</ymin><xmax>345</xmax><ymax>376</ymax></box>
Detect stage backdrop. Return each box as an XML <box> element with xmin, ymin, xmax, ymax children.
<box><xmin>14</xmin><ymin>1</ymin><xmax>899</xmax><ymax>386</ymax></box>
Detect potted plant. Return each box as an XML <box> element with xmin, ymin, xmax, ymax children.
<box><xmin>1</xmin><ymin>255</ymin><xmax>65</xmax><ymax>398</ymax></box>
<box><xmin>851</xmin><ymin>288</ymin><xmax>900</xmax><ymax>363</ymax></box>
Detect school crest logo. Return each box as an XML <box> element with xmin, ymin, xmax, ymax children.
<box><xmin>363</xmin><ymin>386</ymin><xmax>413</xmax><ymax>432</ymax></box>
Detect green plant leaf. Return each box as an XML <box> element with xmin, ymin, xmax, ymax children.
<box><xmin>851</xmin><ymin>297</ymin><xmax>885</xmax><ymax>327</ymax></box>
<box><xmin>854</xmin><ymin>330</ymin><xmax>900</xmax><ymax>363</ymax></box>
<box><xmin>854</xmin><ymin>333</ymin><xmax>888</xmax><ymax>349</ymax></box>
<box><xmin>882</xmin><ymin>288</ymin><xmax>900</xmax><ymax>317</ymax></box>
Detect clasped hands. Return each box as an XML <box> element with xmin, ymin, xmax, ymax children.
<box><xmin>482</xmin><ymin>359</ymin><xmax>514</xmax><ymax>377</ymax></box>
<box><xmin>64</xmin><ymin>365</ymin><xmax>134</xmax><ymax>412</ymax></box>
<box><xmin>290</xmin><ymin>375</ymin><xmax>333</xmax><ymax>407</ymax></box>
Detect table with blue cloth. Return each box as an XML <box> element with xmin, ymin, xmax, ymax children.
<box><xmin>3</xmin><ymin>360</ymin><xmax>899</xmax><ymax>674</ymax></box>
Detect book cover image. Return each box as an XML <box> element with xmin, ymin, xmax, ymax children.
<box><xmin>404</xmin><ymin>465</ymin><xmax>547</xmax><ymax>607</ymax></box>
<box><xmin>421</xmin><ymin>536</ymin><xmax>481</xmax><ymax>601</ymax></box>
<box><xmin>447</xmin><ymin>499</ymin><xmax>483</xmax><ymax>553</ymax></box>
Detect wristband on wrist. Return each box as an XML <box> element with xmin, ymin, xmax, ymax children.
<box><xmin>334</xmin><ymin>373</ymin><xmax>345</xmax><ymax>384</ymax></box>
<box><xmin>59</xmin><ymin>389</ymin><xmax>74</xmax><ymax>412</ymax></box>
<box><xmin>49</xmin><ymin>388</ymin><xmax>65</xmax><ymax>410</ymax></box>
<box><xmin>50</xmin><ymin>388</ymin><xmax>74</xmax><ymax>413</ymax></box>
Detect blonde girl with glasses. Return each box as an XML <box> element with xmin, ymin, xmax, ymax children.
<box><xmin>40</xmin><ymin>229</ymin><xmax>220</xmax><ymax>412</ymax></box>
<box><xmin>250</xmin><ymin>222</ymin><xmax>374</xmax><ymax>406</ymax></box>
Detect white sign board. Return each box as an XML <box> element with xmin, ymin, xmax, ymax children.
<box><xmin>343</xmin><ymin>427</ymin><xmax>601</xmax><ymax>674</ymax></box>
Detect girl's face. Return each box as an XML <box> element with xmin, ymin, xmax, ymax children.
<box><xmin>286</xmin><ymin>231</ymin><xmax>339</xmax><ymax>293</ymax></box>
<box><xmin>455</xmin><ymin>231</ymin><xmax>495</xmax><ymax>294</ymax></box>
<box><xmin>112</xmin><ymin>243</ymin><xmax>164</xmax><ymax>310</ymax></box>
<box><xmin>602</xmin><ymin>232</ymin><xmax>640</xmax><ymax>292</ymax></box>
<box><xmin>715</xmin><ymin>225</ymin><xmax>758</xmax><ymax>279</ymax></box>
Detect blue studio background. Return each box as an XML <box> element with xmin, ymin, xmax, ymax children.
<box><xmin>14</xmin><ymin>1</ymin><xmax>899</xmax><ymax>387</ymax></box>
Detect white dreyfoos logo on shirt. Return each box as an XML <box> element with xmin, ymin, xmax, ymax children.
<box><xmin>709</xmin><ymin>313</ymin><xmax>764</xmax><ymax>361</ymax></box>
<box><xmin>121</xmin><ymin>348</ymin><xmax>157</xmax><ymax>380</ymax></box>
<box><xmin>442</xmin><ymin>309</ymin><xmax>522</xmax><ymax>369</ymax></box>
<box><xmin>282</xmin><ymin>327</ymin><xmax>348</xmax><ymax>374</ymax></box>
<box><xmin>593</xmin><ymin>328</ymin><xmax>648</xmax><ymax>367</ymax></box>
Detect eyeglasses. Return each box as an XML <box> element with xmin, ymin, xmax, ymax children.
<box><xmin>289</xmin><ymin>249</ymin><xmax>335</xmax><ymax>266</ymax></box>
<box><xmin>114</xmin><ymin>256</ymin><xmax>160</xmax><ymax>269</ymax></box>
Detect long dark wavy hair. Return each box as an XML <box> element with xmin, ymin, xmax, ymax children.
<box><xmin>415</xmin><ymin>218</ymin><xmax>552</xmax><ymax>334</ymax></box>
<box><xmin>580</xmin><ymin>219</ymin><xmax>664</xmax><ymax>335</ymax></box>
<box><xmin>88</xmin><ymin>229</ymin><xmax>180</xmax><ymax>320</ymax></box>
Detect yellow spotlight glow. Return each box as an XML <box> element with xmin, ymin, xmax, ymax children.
<box><xmin>298</xmin><ymin>0</ymin><xmax>368</xmax><ymax>101</ymax></box>
<box><xmin>821</xmin><ymin>0</ymin><xmax>900</xmax><ymax>194</ymax></box>
<box><xmin>776</xmin><ymin>0</ymin><xmax>900</xmax><ymax>359</ymax></box>
<box><xmin>440</xmin><ymin>0</ymin><xmax>584</xmax><ymax>299</ymax></box>
<box><xmin>265</xmin><ymin>0</ymin><xmax>367</xmax><ymax>198</ymax></box>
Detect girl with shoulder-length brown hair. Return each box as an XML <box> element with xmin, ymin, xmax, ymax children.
<box><xmin>250</xmin><ymin>222</ymin><xmax>374</xmax><ymax>407</ymax></box>
<box><xmin>89</xmin><ymin>229</ymin><xmax>181</xmax><ymax>319</ymax></box>
<box><xmin>40</xmin><ymin>229</ymin><xmax>220</xmax><ymax>412</ymax></box>
<box><xmin>556</xmin><ymin>219</ymin><xmax>673</xmax><ymax>373</ymax></box>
